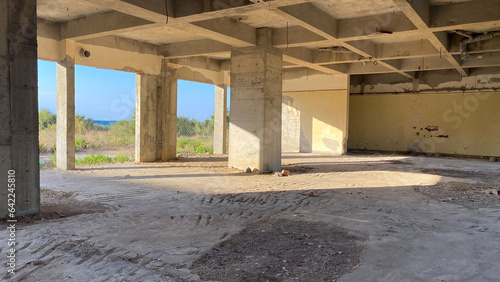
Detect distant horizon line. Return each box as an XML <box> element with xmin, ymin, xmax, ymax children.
<box><xmin>39</xmin><ymin>109</ymin><xmax>215</xmax><ymax>123</ymax></box>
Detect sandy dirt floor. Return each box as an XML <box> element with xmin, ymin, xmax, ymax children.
<box><xmin>2</xmin><ymin>153</ymin><xmax>500</xmax><ymax>281</ymax></box>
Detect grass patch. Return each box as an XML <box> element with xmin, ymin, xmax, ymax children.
<box><xmin>75</xmin><ymin>153</ymin><xmax>134</xmax><ymax>165</ymax></box>
<box><xmin>177</xmin><ymin>136</ymin><xmax>213</xmax><ymax>154</ymax></box>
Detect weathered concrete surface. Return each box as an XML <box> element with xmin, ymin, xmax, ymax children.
<box><xmin>0</xmin><ymin>0</ymin><xmax>39</xmax><ymax>218</ymax></box>
<box><xmin>56</xmin><ymin>40</ymin><xmax>75</xmax><ymax>170</ymax></box>
<box><xmin>213</xmin><ymin>84</ymin><xmax>227</xmax><ymax>154</ymax></box>
<box><xmin>5</xmin><ymin>154</ymin><xmax>499</xmax><ymax>280</ymax></box>
<box><xmin>229</xmin><ymin>28</ymin><xmax>283</xmax><ymax>172</ymax></box>
<box><xmin>349</xmin><ymin>91</ymin><xmax>500</xmax><ymax>157</ymax></box>
<box><xmin>135</xmin><ymin>73</ymin><xmax>158</xmax><ymax>162</ymax></box>
<box><xmin>158</xmin><ymin>60</ymin><xmax>177</xmax><ymax>161</ymax></box>
<box><xmin>350</xmin><ymin>69</ymin><xmax>500</xmax><ymax>95</ymax></box>
<box><xmin>135</xmin><ymin>61</ymin><xmax>178</xmax><ymax>162</ymax></box>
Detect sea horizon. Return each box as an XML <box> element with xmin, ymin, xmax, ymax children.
<box><xmin>93</xmin><ymin>120</ymin><xmax>117</xmax><ymax>127</ymax></box>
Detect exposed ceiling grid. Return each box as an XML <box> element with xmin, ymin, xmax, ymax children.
<box><xmin>36</xmin><ymin>0</ymin><xmax>500</xmax><ymax>78</ymax></box>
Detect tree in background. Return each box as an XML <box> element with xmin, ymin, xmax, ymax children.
<box><xmin>177</xmin><ymin>116</ymin><xmax>198</xmax><ymax>136</ymax></box>
<box><xmin>39</xmin><ymin>109</ymin><xmax>56</xmax><ymax>129</ymax></box>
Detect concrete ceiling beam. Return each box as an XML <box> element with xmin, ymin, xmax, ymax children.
<box><xmin>276</xmin><ymin>2</ymin><xmax>411</xmax><ymax>78</ymax></box>
<box><xmin>392</xmin><ymin>0</ymin><xmax>468</xmax><ymax>77</ymax></box>
<box><xmin>83</xmin><ymin>0</ymin><xmax>170</xmax><ymax>23</ymax></box>
<box><xmin>169</xmin><ymin>56</ymin><xmax>222</xmax><ymax>73</ymax></box>
<box><xmin>277</xmin><ymin>2</ymin><xmax>338</xmax><ymax>40</ymax></box>
<box><xmin>338</xmin><ymin>12</ymin><xmax>417</xmax><ymax>40</ymax></box>
<box><xmin>314</xmin><ymin>51</ymin><xmax>361</xmax><ymax>65</ymax></box>
<box><xmin>160</xmin><ymin>39</ymin><xmax>231</xmax><ymax>59</ymax></box>
<box><xmin>461</xmin><ymin>52</ymin><xmax>500</xmax><ymax>68</ymax></box>
<box><xmin>399</xmin><ymin>57</ymin><xmax>453</xmax><ymax>72</ymax></box>
<box><xmin>38</xmin><ymin>19</ymin><xmax>61</xmax><ymax>40</ymax></box>
<box><xmin>375</xmin><ymin>39</ymin><xmax>438</xmax><ymax>59</ymax></box>
<box><xmin>298</xmin><ymin>40</ymin><xmax>439</xmax><ymax>67</ymax></box>
<box><xmin>78</xmin><ymin>36</ymin><xmax>159</xmax><ymax>56</ymax></box>
<box><xmin>328</xmin><ymin>62</ymin><xmax>392</xmax><ymax>75</ymax></box>
<box><xmin>61</xmin><ymin>11</ymin><xmax>157</xmax><ymax>41</ymax></box>
<box><xmin>306</xmin><ymin>53</ymin><xmax>500</xmax><ymax>75</ymax></box>
<box><xmin>430</xmin><ymin>0</ymin><xmax>500</xmax><ymax>31</ymax></box>
<box><xmin>273</xmin><ymin>26</ymin><xmax>328</xmax><ymax>48</ymax></box>
<box><xmin>282</xmin><ymin>47</ymin><xmax>346</xmax><ymax>75</ymax></box>
<box><xmin>190</xmin><ymin>17</ymin><xmax>256</xmax><ymax>47</ymax></box>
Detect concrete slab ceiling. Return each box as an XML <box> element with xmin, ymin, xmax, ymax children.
<box><xmin>38</xmin><ymin>0</ymin><xmax>111</xmax><ymax>22</ymax></box>
<box><xmin>36</xmin><ymin>0</ymin><xmax>500</xmax><ymax>81</ymax></box>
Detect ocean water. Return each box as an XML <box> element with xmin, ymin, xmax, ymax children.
<box><xmin>94</xmin><ymin>120</ymin><xmax>117</xmax><ymax>127</ymax></box>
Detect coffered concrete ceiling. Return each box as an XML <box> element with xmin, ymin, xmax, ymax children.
<box><xmin>37</xmin><ymin>0</ymin><xmax>500</xmax><ymax>80</ymax></box>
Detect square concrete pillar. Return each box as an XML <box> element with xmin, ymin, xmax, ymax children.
<box><xmin>135</xmin><ymin>60</ymin><xmax>177</xmax><ymax>162</ymax></box>
<box><xmin>135</xmin><ymin>74</ymin><xmax>158</xmax><ymax>162</ymax></box>
<box><xmin>158</xmin><ymin>60</ymin><xmax>177</xmax><ymax>161</ymax></box>
<box><xmin>229</xmin><ymin>28</ymin><xmax>283</xmax><ymax>173</ymax></box>
<box><xmin>213</xmin><ymin>84</ymin><xmax>228</xmax><ymax>154</ymax></box>
<box><xmin>56</xmin><ymin>40</ymin><xmax>76</xmax><ymax>170</ymax></box>
<box><xmin>0</xmin><ymin>0</ymin><xmax>39</xmax><ymax>218</ymax></box>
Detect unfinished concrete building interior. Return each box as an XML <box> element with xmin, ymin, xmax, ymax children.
<box><xmin>1</xmin><ymin>0</ymin><xmax>500</xmax><ymax>280</ymax></box>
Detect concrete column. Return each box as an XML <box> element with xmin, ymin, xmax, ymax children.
<box><xmin>135</xmin><ymin>61</ymin><xmax>177</xmax><ymax>162</ymax></box>
<box><xmin>213</xmin><ymin>84</ymin><xmax>228</xmax><ymax>154</ymax></box>
<box><xmin>158</xmin><ymin>60</ymin><xmax>177</xmax><ymax>161</ymax></box>
<box><xmin>135</xmin><ymin>73</ymin><xmax>158</xmax><ymax>162</ymax></box>
<box><xmin>0</xmin><ymin>0</ymin><xmax>39</xmax><ymax>218</ymax></box>
<box><xmin>229</xmin><ymin>28</ymin><xmax>283</xmax><ymax>173</ymax></box>
<box><xmin>56</xmin><ymin>40</ymin><xmax>76</xmax><ymax>170</ymax></box>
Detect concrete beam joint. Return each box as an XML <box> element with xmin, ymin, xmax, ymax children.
<box><xmin>257</xmin><ymin>27</ymin><xmax>273</xmax><ymax>47</ymax></box>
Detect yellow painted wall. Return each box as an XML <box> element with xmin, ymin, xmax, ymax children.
<box><xmin>282</xmin><ymin>90</ymin><xmax>349</xmax><ymax>154</ymax></box>
<box><xmin>348</xmin><ymin>92</ymin><xmax>500</xmax><ymax>157</ymax></box>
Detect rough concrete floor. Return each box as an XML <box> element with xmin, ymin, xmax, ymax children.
<box><xmin>2</xmin><ymin>154</ymin><xmax>500</xmax><ymax>281</ymax></box>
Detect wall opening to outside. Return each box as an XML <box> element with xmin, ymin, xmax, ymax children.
<box><xmin>177</xmin><ymin>80</ymin><xmax>230</xmax><ymax>155</ymax></box>
<box><xmin>37</xmin><ymin>59</ymin><xmax>136</xmax><ymax>167</ymax></box>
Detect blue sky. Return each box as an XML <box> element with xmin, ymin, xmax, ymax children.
<box><xmin>38</xmin><ymin>60</ymin><xmax>227</xmax><ymax>121</ymax></box>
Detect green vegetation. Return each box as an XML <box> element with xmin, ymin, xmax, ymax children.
<box><xmin>75</xmin><ymin>114</ymin><xmax>105</xmax><ymax>133</ymax></box>
<box><xmin>75</xmin><ymin>153</ymin><xmax>133</xmax><ymax>165</ymax></box>
<box><xmin>38</xmin><ymin>110</ymin><xmax>136</xmax><ymax>153</ymax></box>
<box><xmin>177</xmin><ymin>115</ymin><xmax>214</xmax><ymax>137</ymax></box>
<box><xmin>38</xmin><ymin>110</ymin><xmax>218</xmax><ymax>159</ymax></box>
<box><xmin>39</xmin><ymin>109</ymin><xmax>56</xmax><ymax>130</ymax></box>
<box><xmin>177</xmin><ymin>136</ymin><xmax>213</xmax><ymax>154</ymax></box>
<box><xmin>176</xmin><ymin>115</ymin><xmax>220</xmax><ymax>154</ymax></box>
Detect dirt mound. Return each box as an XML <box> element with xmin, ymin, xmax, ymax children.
<box><xmin>192</xmin><ymin>218</ymin><xmax>364</xmax><ymax>282</ymax></box>
<box><xmin>1</xmin><ymin>188</ymin><xmax>108</xmax><ymax>225</ymax></box>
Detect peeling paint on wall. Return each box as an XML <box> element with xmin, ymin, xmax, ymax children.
<box><xmin>350</xmin><ymin>68</ymin><xmax>500</xmax><ymax>94</ymax></box>
<box><xmin>349</xmin><ymin>92</ymin><xmax>500</xmax><ymax>157</ymax></box>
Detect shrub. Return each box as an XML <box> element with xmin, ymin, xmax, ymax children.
<box><xmin>109</xmin><ymin>119</ymin><xmax>135</xmax><ymax>145</ymax></box>
<box><xmin>39</xmin><ymin>109</ymin><xmax>56</xmax><ymax>130</ymax></box>
<box><xmin>75</xmin><ymin>137</ymin><xmax>88</xmax><ymax>152</ymax></box>
<box><xmin>195</xmin><ymin>145</ymin><xmax>213</xmax><ymax>154</ymax></box>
